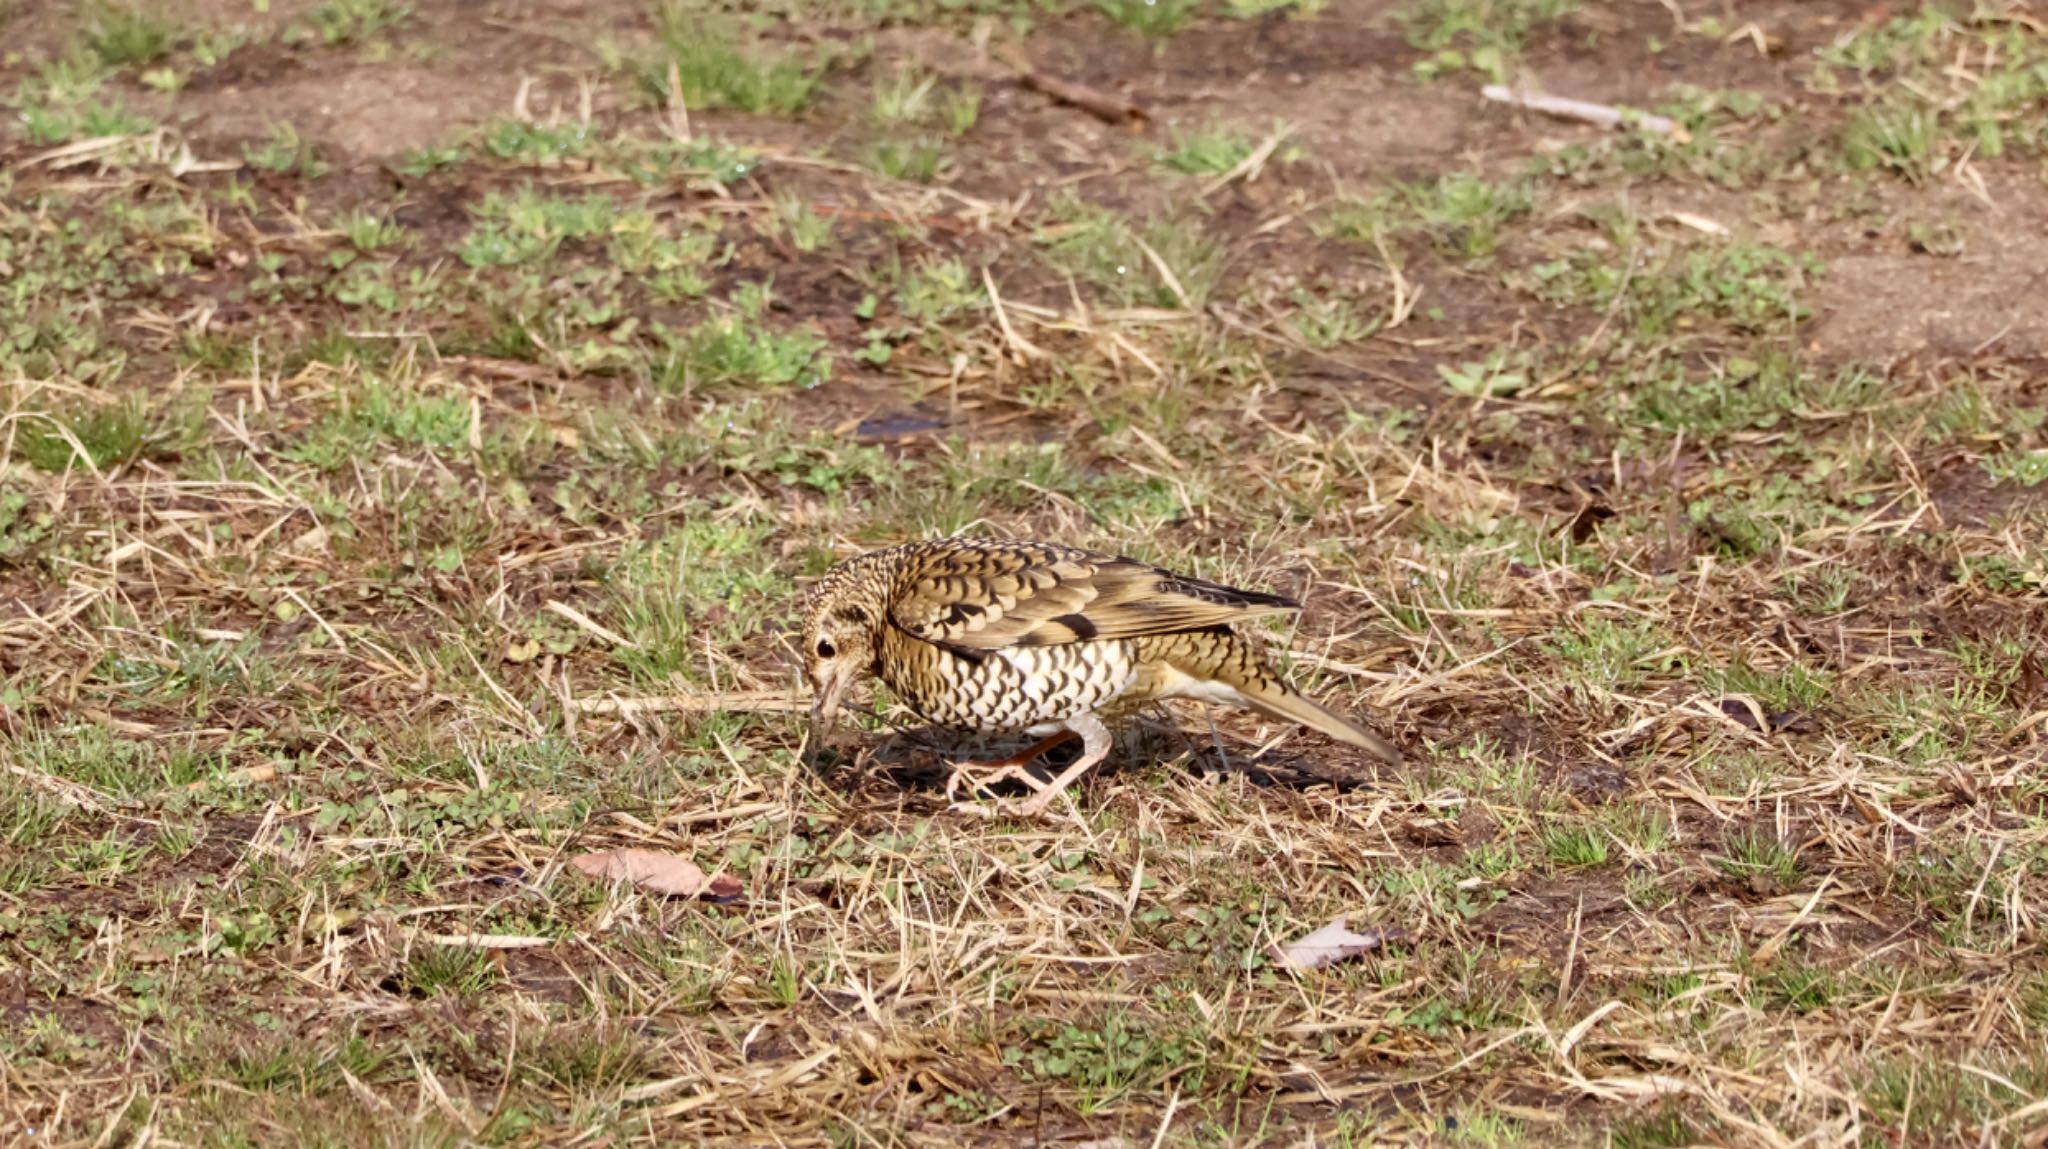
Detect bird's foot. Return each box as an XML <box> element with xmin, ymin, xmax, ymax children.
<box><xmin>945</xmin><ymin>759</ymin><xmax>1084</xmax><ymax>819</ymax></box>
<box><xmin>940</xmin><ymin>731</ymin><xmax>1078</xmax><ymax>809</ymax></box>
<box><xmin>949</xmin><ymin>791</ymin><xmax>1065</xmax><ymax>819</ymax></box>
<box><xmin>945</xmin><ymin>726</ymin><xmax>1106</xmax><ymax>820</ymax></box>
<box><xmin>942</xmin><ymin>761</ymin><xmax>1046</xmax><ymax>806</ymax></box>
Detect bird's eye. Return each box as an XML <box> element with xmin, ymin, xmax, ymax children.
<box><xmin>815</xmin><ymin>639</ymin><xmax>836</xmax><ymax>659</ymax></box>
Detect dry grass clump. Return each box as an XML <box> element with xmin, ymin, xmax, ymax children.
<box><xmin>3</xmin><ymin>0</ymin><xmax>2047</xmax><ymax>1146</ymax></box>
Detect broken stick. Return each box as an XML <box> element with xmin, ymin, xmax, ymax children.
<box><xmin>997</xmin><ymin>48</ymin><xmax>1147</xmax><ymax>126</ymax></box>
<box><xmin>1481</xmin><ymin>84</ymin><xmax>1688</xmax><ymax>142</ymax></box>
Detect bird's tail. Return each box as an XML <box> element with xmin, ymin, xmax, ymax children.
<box><xmin>1239</xmin><ymin>682</ymin><xmax>1405</xmax><ymax>765</ymax></box>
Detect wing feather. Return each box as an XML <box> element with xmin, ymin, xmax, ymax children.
<box><xmin>887</xmin><ymin>540</ymin><xmax>1296</xmax><ymax>650</ymax></box>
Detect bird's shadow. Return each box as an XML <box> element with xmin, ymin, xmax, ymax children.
<box><xmin>810</xmin><ymin>716</ymin><xmax>1392</xmax><ymax>802</ymax></box>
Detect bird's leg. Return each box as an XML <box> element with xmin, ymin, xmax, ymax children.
<box><xmin>942</xmin><ymin>729</ymin><xmax>1080</xmax><ymax>804</ymax></box>
<box><xmin>961</xmin><ymin>714</ymin><xmax>1112</xmax><ymax>819</ymax></box>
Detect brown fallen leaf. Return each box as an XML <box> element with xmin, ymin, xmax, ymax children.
<box><xmin>571</xmin><ymin>848</ymin><xmax>743</xmax><ymax>901</ymax></box>
<box><xmin>181</xmin><ymin>763</ymin><xmax>280</xmax><ymax>791</ymax></box>
<box><xmin>1273</xmin><ymin>917</ymin><xmax>1411</xmax><ymax>970</ymax></box>
<box><xmin>2005</xmin><ymin>651</ymin><xmax>2044</xmax><ymax>710</ymax></box>
<box><xmin>1565</xmin><ymin>501</ymin><xmax>1615</xmax><ymax>544</ymax></box>
<box><xmin>1717</xmin><ymin>696</ymin><xmax>1799</xmax><ymax>733</ymax></box>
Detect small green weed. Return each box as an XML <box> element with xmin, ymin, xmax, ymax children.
<box><xmin>13</xmin><ymin>50</ymin><xmax>157</xmax><ymax>143</ymax></box>
<box><xmin>1323</xmin><ymin>172</ymin><xmax>1533</xmax><ymax>260</ymax></box>
<box><xmin>609</xmin><ymin>210</ymin><xmax>718</xmax><ymax>301</ymax></box>
<box><xmin>895</xmin><ymin>256</ymin><xmax>986</xmax><ymax>325</ymax></box>
<box><xmin>1441</xmin><ymin>1106</ymin><xmax>1523</xmax><ymax>1145</ymax></box>
<box><xmin>481</xmin><ymin>117</ymin><xmax>598</xmax><ymax>163</ymax></box>
<box><xmin>1542</xmin><ymin>821</ymin><xmax>1610</xmax><ymax>867</ymax></box>
<box><xmin>1752</xmin><ymin>959</ymin><xmax>1837</xmax><ymax>1014</ymax></box>
<box><xmin>1717</xmin><ymin>828</ymin><xmax>1800</xmax><ymax>889</ymax></box>
<box><xmin>1402</xmin><ymin>0</ymin><xmax>1579</xmax><ymax>82</ymax></box>
<box><xmin>1544</xmin><ymin>613</ymin><xmax>1673</xmax><ymax>690</ymax></box>
<box><xmin>338</xmin><ymin>208</ymin><xmax>410</xmax><ymax>252</ymax></box>
<box><xmin>1818</xmin><ymin>9</ymin><xmax>2048</xmax><ymax>176</ymax></box>
<box><xmin>457</xmin><ymin>186</ymin><xmax>622</xmax><ymax>267</ymax></box>
<box><xmin>1857</xmin><ymin>1054</ymin><xmax>2048</xmax><ymax>1142</ymax></box>
<box><xmin>1814</xmin><ymin>6</ymin><xmax>1953</xmax><ymax>75</ymax></box>
<box><xmin>395</xmin><ymin>945</ymin><xmax>501</xmax><ymax>997</ymax></box>
<box><xmin>13</xmin><ymin>725</ymin><xmax>207</xmax><ymax>798</ymax></box>
<box><xmin>1701</xmin><ymin>659</ymin><xmax>1831</xmax><ymax>714</ymax></box>
<box><xmin>609</xmin><ymin>517</ymin><xmax>787</xmax><ymax>685</ymax></box>
<box><xmin>871</xmin><ymin>65</ymin><xmax>939</xmax><ymax>126</ymax></box>
<box><xmin>13</xmin><ymin>400</ymin><xmax>151</xmax><ymax>473</ymax></box>
<box><xmin>656</xmin><ymin>283</ymin><xmax>831</xmax><ymax>392</ymax></box>
<box><xmin>1288</xmin><ymin>290</ymin><xmax>1379</xmax><ymax>348</ymax></box>
<box><xmin>1463</xmin><ymin>840</ymin><xmax>1522</xmax><ymax>880</ymax></box>
<box><xmin>397</xmin><ymin>143</ymin><xmax>465</xmax><ymax>176</ymax></box>
<box><xmin>82</xmin><ymin>1</ymin><xmax>179</xmax><ymax>67</ymax></box>
<box><xmin>863</xmin><ymin>65</ymin><xmax>978</xmax><ymax>178</ymax></box>
<box><xmin>1437</xmin><ymin>349</ymin><xmax>1532</xmax><ymax>398</ymax></box>
<box><xmin>1841</xmin><ymin>99</ymin><xmax>1943</xmax><ymax>182</ymax></box>
<box><xmin>1620</xmin><ymin>358</ymin><xmax>1872</xmax><ymax>440</ymax></box>
<box><xmin>1159</xmin><ymin>121</ymin><xmax>1253</xmax><ymax>175</ymax></box>
<box><xmin>867</xmin><ymin>135</ymin><xmax>949</xmax><ymax>182</ymax></box>
<box><xmin>298</xmin><ymin>0</ymin><xmax>411</xmax><ymax>46</ymax></box>
<box><xmin>517</xmin><ymin>1026</ymin><xmax>648</xmax><ymax>1091</ymax></box>
<box><xmin>640</xmin><ymin>2</ymin><xmax>825</xmax><ymax>115</ymax></box>
<box><xmin>1096</xmin><ymin>0</ymin><xmax>1199</xmax><ymax>38</ymax></box>
<box><xmin>243</xmin><ymin>122</ymin><xmax>326</xmax><ymax>178</ymax></box>
<box><xmin>1957</xmin><ymin>552</ymin><xmax>2048</xmax><ymax>596</ymax></box>
<box><xmin>1003</xmin><ymin>1011</ymin><xmax>1206</xmax><ymax>1114</ymax></box>
<box><xmin>939</xmin><ymin>83</ymin><xmax>982</xmax><ymax>134</ymax></box>
<box><xmin>768</xmin><ymin>195</ymin><xmax>834</xmax><ymax>253</ymax></box>
<box><xmin>1379</xmin><ymin>857</ymin><xmax>1500</xmax><ymax>920</ymax></box>
<box><xmin>1035</xmin><ymin>199</ymin><xmax>1222</xmax><ymax>308</ymax></box>
<box><xmin>1605</xmin><ymin>806</ymin><xmax>1673</xmax><ymax>856</ymax></box>
<box><xmin>17</xmin><ymin>93</ymin><xmax>156</xmax><ymax>145</ymax></box>
<box><xmin>1530</xmin><ymin>240</ymin><xmax>1820</xmax><ymax>338</ymax></box>
<box><xmin>1985</xmin><ymin>449</ymin><xmax>2048</xmax><ymax>487</ymax></box>
<box><xmin>282</xmin><ymin>379</ymin><xmax>472</xmax><ymax>468</ymax></box>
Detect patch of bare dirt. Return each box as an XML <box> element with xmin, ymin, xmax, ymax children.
<box><xmin>181</xmin><ymin>53</ymin><xmax>512</xmax><ymax>160</ymax></box>
<box><xmin>1806</xmin><ymin>174</ymin><xmax>2048</xmax><ymax>359</ymax></box>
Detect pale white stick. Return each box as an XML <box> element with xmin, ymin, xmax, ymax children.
<box><xmin>1482</xmin><ymin>84</ymin><xmax>1688</xmax><ymax>140</ymax></box>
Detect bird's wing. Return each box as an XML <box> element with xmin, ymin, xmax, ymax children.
<box><xmin>887</xmin><ymin>540</ymin><xmax>1298</xmax><ymax>650</ymax></box>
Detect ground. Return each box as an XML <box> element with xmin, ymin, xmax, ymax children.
<box><xmin>2</xmin><ymin>0</ymin><xmax>2047</xmax><ymax>1146</ymax></box>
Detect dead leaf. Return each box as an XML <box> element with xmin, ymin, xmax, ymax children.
<box><xmin>182</xmin><ymin>763</ymin><xmax>279</xmax><ymax>791</ymax></box>
<box><xmin>571</xmin><ymin>849</ymin><xmax>743</xmax><ymax>901</ymax></box>
<box><xmin>1273</xmin><ymin>917</ymin><xmax>1411</xmax><ymax>970</ymax></box>
<box><xmin>286</xmin><ymin>524</ymin><xmax>331</xmax><ymax>556</ymax></box>
<box><xmin>1666</xmin><ymin>211</ymin><xmax>1729</xmax><ymax>235</ymax></box>
<box><xmin>1565</xmin><ymin>502</ymin><xmax>1615</xmax><ymax>544</ymax></box>
<box><xmin>2005</xmin><ymin>652</ymin><xmax>2043</xmax><ymax>710</ymax></box>
<box><xmin>1718</xmin><ymin>697</ymin><xmax>1764</xmax><ymax>730</ymax></box>
<box><xmin>1717</xmin><ymin>696</ymin><xmax>1789</xmax><ymax>733</ymax></box>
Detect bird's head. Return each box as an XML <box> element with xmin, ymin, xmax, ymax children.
<box><xmin>796</xmin><ymin>558</ymin><xmax>888</xmax><ymax>752</ymax></box>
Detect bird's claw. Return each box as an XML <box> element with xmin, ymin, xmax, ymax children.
<box><xmin>946</xmin><ymin>761</ymin><xmax>1074</xmax><ymax>818</ymax></box>
<box><xmin>942</xmin><ymin>762</ymin><xmax>1044</xmax><ymax>804</ymax></box>
<box><xmin>948</xmin><ymin>793</ymin><xmax>1061</xmax><ymax>819</ymax></box>
<box><xmin>941</xmin><ymin>729</ymin><xmax>1091</xmax><ymax>818</ymax></box>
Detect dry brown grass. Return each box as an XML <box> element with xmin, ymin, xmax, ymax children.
<box><xmin>3</xmin><ymin>1</ymin><xmax>2048</xmax><ymax>1147</ymax></box>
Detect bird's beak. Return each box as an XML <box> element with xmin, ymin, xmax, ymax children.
<box><xmin>804</xmin><ymin>666</ymin><xmax>847</xmax><ymax>765</ymax></box>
